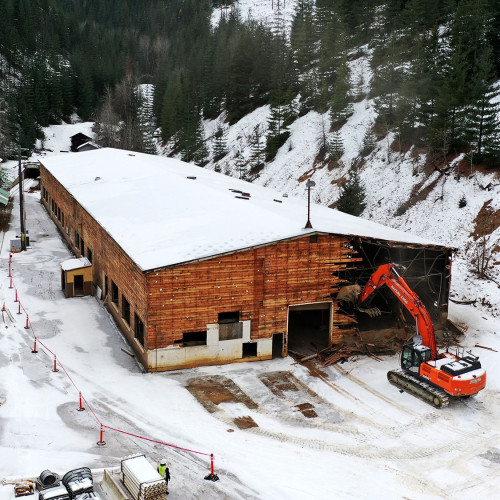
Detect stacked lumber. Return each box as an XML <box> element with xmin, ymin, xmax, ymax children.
<box><xmin>121</xmin><ymin>455</ymin><xmax>166</xmax><ymax>500</ymax></box>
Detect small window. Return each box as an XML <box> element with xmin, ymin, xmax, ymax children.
<box><xmin>80</xmin><ymin>237</ymin><xmax>85</xmax><ymax>256</ymax></box>
<box><xmin>309</xmin><ymin>235</ymin><xmax>318</xmax><ymax>243</ymax></box>
<box><xmin>182</xmin><ymin>331</ymin><xmax>207</xmax><ymax>347</ymax></box>
<box><xmin>111</xmin><ymin>281</ymin><xmax>119</xmax><ymax>305</ymax></box>
<box><xmin>218</xmin><ymin>311</ymin><xmax>240</xmax><ymax>324</ymax></box>
<box><xmin>122</xmin><ymin>295</ymin><xmax>130</xmax><ymax>325</ymax></box>
<box><xmin>242</xmin><ymin>342</ymin><xmax>257</xmax><ymax>358</ymax></box>
<box><xmin>134</xmin><ymin>313</ymin><xmax>144</xmax><ymax>346</ymax></box>
<box><xmin>75</xmin><ymin>231</ymin><xmax>80</xmax><ymax>248</ymax></box>
<box><xmin>61</xmin><ymin>213</ymin><xmax>64</xmax><ymax>226</ymax></box>
<box><xmin>87</xmin><ymin>248</ymin><xmax>92</xmax><ymax>263</ymax></box>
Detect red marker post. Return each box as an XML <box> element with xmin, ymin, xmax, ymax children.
<box><xmin>97</xmin><ymin>424</ymin><xmax>106</xmax><ymax>446</ymax></box>
<box><xmin>77</xmin><ymin>392</ymin><xmax>85</xmax><ymax>412</ymax></box>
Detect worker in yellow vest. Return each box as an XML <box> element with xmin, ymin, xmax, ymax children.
<box><xmin>157</xmin><ymin>459</ymin><xmax>170</xmax><ymax>495</ymax></box>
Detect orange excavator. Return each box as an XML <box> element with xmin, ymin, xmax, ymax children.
<box><xmin>352</xmin><ymin>263</ymin><xmax>486</xmax><ymax>408</ymax></box>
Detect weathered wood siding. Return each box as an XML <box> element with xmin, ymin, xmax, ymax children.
<box><xmin>146</xmin><ymin>234</ymin><xmax>360</xmax><ymax>351</ymax></box>
<box><xmin>40</xmin><ymin>165</ymin><xmax>149</xmax><ymax>365</ymax></box>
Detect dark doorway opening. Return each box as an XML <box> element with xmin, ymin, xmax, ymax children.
<box><xmin>74</xmin><ymin>275</ymin><xmax>84</xmax><ymax>296</ymax></box>
<box><xmin>272</xmin><ymin>333</ymin><xmax>284</xmax><ymax>358</ymax></box>
<box><xmin>288</xmin><ymin>303</ymin><xmax>330</xmax><ymax>355</ymax></box>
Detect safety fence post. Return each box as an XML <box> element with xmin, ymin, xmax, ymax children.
<box><xmin>8</xmin><ymin>262</ymin><xmax>11</xmax><ymax>278</ymax></box>
<box><xmin>97</xmin><ymin>424</ymin><xmax>106</xmax><ymax>446</ymax></box>
<box><xmin>32</xmin><ymin>337</ymin><xmax>38</xmax><ymax>354</ymax></box>
<box><xmin>17</xmin><ymin>301</ymin><xmax>22</xmax><ymax>315</ymax></box>
<box><xmin>2</xmin><ymin>303</ymin><xmax>5</xmax><ymax>312</ymax></box>
<box><xmin>24</xmin><ymin>314</ymin><xmax>30</xmax><ymax>329</ymax></box>
<box><xmin>77</xmin><ymin>392</ymin><xmax>85</xmax><ymax>412</ymax></box>
<box><xmin>204</xmin><ymin>454</ymin><xmax>219</xmax><ymax>481</ymax></box>
<box><xmin>9</xmin><ymin>277</ymin><xmax>13</xmax><ymax>289</ymax></box>
<box><xmin>53</xmin><ymin>356</ymin><xmax>58</xmax><ymax>372</ymax></box>
<box><xmin>15</xmin><ymin>289</ymin><xmax>19</xmax><ymax>302</ymax></box>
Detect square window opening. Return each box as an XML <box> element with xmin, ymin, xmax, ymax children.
<box><xmin>134</xmin><ymin>313</ymin><xmax>144</xmax><ymax>346</ymax></box>
<box><xmin>218</xmin><ymin>311</ymin><xmax>240</xmax><ymax>324</ymax></box>
<box><xmin>242</xmin><ymin>342</ymin><xmax>257</xmax><ymax>358</ymax></box>
<box><xmin>122</xmin><ymin>296</ymin><xmax>130</xmax><ymax>325</ymax></box>
<box><xmin>183</xmin><ymin>331</ymin><xmax>207</xmax><ymax>347</ymax></box>
<box><xmin>111</xmin><ymin>281</ymin><xmax>119</xmax><ymax>306</ymax></box>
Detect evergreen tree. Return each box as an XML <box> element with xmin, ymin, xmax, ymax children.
<box><xmin>212</xmin><ymin>124</ymin><xmax>228</xmax><ymax>162</ymax></box>
<box><xmin>462</xmin><ymin>46</ymin><xmax>500</xmax><ymax>164</ymax></box>
<box><xmin>266</xmin><ymin>92</ymin><xmax>291</xmax><ymax>161</ymax></box>
<box><xmin>329</xmin><ymin>55</ymin><xmax>353</xmax><ymax>128</ymax></box>
<box><xmin>329</xmin><ymin>131</ymin><xmax>345</xmax><ymax>161</ymax></box>
<box><xmin>336</xmin><ymin>167</ymin><xmax>366</xmax><ymax>216</ymax></box>
<box><xmin>361</xmin><ymin>128</ymin><xmax>377</xmax><ymax>156</ymax></box>
<box><xmin>249</xmin><ymin>125</ymin><xmax>265</xmax><ymax>174</ymax></box>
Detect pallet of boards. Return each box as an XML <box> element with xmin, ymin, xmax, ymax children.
<box><xmin>121</xmin><ymin>455</ymin><xmax>166</xmax><ymax>500</ymax></box>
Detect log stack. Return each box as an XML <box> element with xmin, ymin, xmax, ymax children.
<box><xmin>121</xmin><ymin>455</ymin><xmax>166</xmax><ymax>500</ymax></box>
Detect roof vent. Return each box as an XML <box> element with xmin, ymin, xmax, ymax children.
<box><xmin>187</xmin><ymin>176</ymin><xmax>197</xmax><ymax>180</ymax></box>
<box><xmin>95</xmin><ymin>177</ymin><xmax>101</xmax><ymax>181</ymax></box>
<box><xmin>273</xmin><ymin>199</ymin><xmax>282</xmax><ymax>203</ymax></box>
<box><xmin>283</xmin><ymin>193</ymin><xmax>288</xmax><ymax>197</ymax></box>
<box><xmin>128</xmin><ymin>153</ymin><xmax>135</xmax><ymax>157</ymax></box>
<box><xmin>235</xmin><ymin>196</ymin><xmax>250</xmax><ymax>200</ymax></box>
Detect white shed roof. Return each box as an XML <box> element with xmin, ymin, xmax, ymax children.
<box><xmin>40</xmin><ymin>148</ymin><xmax>446</xmax><ymax>272</ymax></box>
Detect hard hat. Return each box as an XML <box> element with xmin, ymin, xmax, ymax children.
<box><xmin>160</xmin><ymin>459</ymin><xmax>167</xmax><ymax>465</ymax></box>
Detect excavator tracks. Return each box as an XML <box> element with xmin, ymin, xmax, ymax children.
<box><xmin>387</xmin><ymin>369</ymin><xmax>450</xmax><ymax>409</ymax></box>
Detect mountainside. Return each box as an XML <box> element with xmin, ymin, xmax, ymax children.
<box><xmin>1</xmin><ymin>0</ymin><xmax>500</xmax><ymax>312</ymax></box>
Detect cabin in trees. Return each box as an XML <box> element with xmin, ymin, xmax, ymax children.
<box><xmin>39</xmin><ymin>148</ymin><xmax>452</xmax><ymax>372</ymax></box>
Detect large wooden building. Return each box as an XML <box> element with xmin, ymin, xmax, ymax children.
<box><xmin>39</xmin><ymin>148</ymin><xmax>452</xmax><ymax>372</ymax></box>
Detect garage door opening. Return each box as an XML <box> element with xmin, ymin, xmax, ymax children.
<box><xmin>288</xmin><ymin>303</ymin><xmax>331</xmax><ymax>355</ymax></box>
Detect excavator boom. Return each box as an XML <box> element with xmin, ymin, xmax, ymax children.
<box><xmin>357</xmin><ymin>263</ymin><xmax>437</xmax><ymax>358</ymax></box>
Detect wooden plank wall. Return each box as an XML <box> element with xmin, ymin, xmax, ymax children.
<box><xmin>147</xmin><ymin>235</ymin><xmax>361</xmax><ymax>350</ymax></box>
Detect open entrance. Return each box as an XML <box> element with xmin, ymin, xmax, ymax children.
<box><xmin>288</xmin><ymin>302</ymin><xmax>331</xmax><ymax>355</ymax></box>
<box><xmin>272</xmin><ymin>333</ymin><xmax>284</xmax><ymax>358</ymax></box>
<box><xmin>74</xmin><ymin>275</ymin><xmax>84</xmax><ymax>296</ymax></box>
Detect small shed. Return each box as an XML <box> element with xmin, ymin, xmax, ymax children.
<box><xmin>61</xmin><ymin>257</ymin><xmax>92</xmax><ymax>298</ymax></box>
<box><xmin>70</xmin><ymin>133</ymin><xmax>93</xmax><ymax>152</ymax></box>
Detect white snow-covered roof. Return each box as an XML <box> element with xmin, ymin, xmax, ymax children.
<box><xmin>61</xmin><ymin>257</ymin><xmax>91</xmax><ymax>271</ymax></box>
<box><xmin>40</xmin><ymin>148</ymin><xmax>446</xmax><ymax>272</ymax></box>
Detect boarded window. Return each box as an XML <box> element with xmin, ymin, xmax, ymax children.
<box><xmin>135</xmin><ymin>313</ymin><xmax>144</xmax><ymax>346</ymax></box>
<box><xmin>122</xmin><ymin>295</ymin><xmax>130</xmax><ymax>325</ymax></box>
<box><xmin>183</xmin><ymin>331</ymin><xmax>207</xmax><ymax>347</ymax></box>
<box><xmin>309</xmin><ymin>235</ymin><xmax>318</xmax><ymax>243</ymax></box>
<box><xmin>87</xmin><ymin>248</ymin><xmax>92</xmax><ymax>263</ymax></box>
<box><xmin>111</xmin><ymin>281</ymin><xmax>119</xmax><ymax>305</ymax></box>
<box><xmin>219</xmin><ymin>322</ymin><xmax>243</xmax><ymax>341</ymax></box>
<box><xmin>218</xmin><ymin>311</ymin><xmax>240</xmax><ymax>324</ymax></box>
<box><xmin>80</xmin><ymin>237</ymin><xmax>85</xmax><ymax>256</ymax></box>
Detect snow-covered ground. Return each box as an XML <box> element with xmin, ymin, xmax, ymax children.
<box><xmin>1</xmin><ymin>129</ymin><xmax>500</xmax><ymax>500</ymax></box>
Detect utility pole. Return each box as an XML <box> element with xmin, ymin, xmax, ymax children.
<box><xmin>18</xmin><ymin>146</ymin><xmax>26</xmax><ymax>250</ymax></box>
<box><xmin>304</xmin><ymin>179</ymin><xmax>316</xmax><ymax>229</ymax></box>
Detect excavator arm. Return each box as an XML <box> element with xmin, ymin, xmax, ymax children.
<box><xmin>357</xmin><ymin>263</ymin><xmax>438</xmax><ymax>359</ymax></box>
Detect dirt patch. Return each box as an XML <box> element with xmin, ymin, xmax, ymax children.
<box><xmin>295</xmin><ymin>403</ymin><xmax>317</xmax><ymax>418</ymax></box>
<box><xmin>186</xmin><ymin>375</ymin><xmax>258</xmax><ymax>414</ymax></box>
<box><xmin>470</xmin><ymin>199</ymin><xmax>500</xmax><ymax>240</ymax></box>
<box><xmin>233</xmin><ymin>416</ymin><xmax>258</xmax><ymax>429</ymax></box>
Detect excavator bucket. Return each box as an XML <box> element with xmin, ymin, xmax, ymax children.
<box><xmin>337</xmin><ymin>284</ymin><xmax>381</xmax><ymax>317</ymax></box>
<box><xmin>357</xmin><ymin>306</ymin><xmax>382</xmax><ymax>317</ymax></box>
<box><xmin>337</xmin><ymin>284</ymin><xmax>362</xmax><ymax>304</ymax></box>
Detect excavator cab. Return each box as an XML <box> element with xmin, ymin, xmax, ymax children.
<box><xmin>401</xmin><ymin>344</ymin><xmax>432</xmax><ymax>373</ymax></box>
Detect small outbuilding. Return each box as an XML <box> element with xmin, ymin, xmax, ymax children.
<box><xmin>70</xmin><ymin>133</ymin><xmax>93</xmax><ymax>152</ymax></box>
<box><xmin>61</xmin><ymin>257</ymin><xmax>92</xmax><ymax>298</ymax></box>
